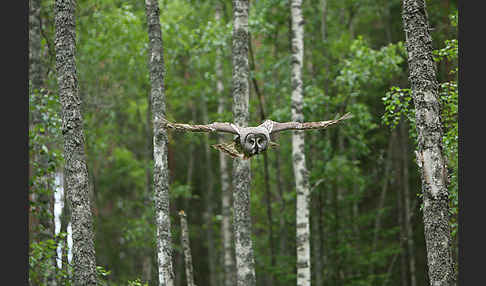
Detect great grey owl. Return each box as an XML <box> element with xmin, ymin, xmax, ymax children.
<box><xmin>162</xmin><ymin>113</ymin><xmax>352</xmax><ymax>159</ymax></box>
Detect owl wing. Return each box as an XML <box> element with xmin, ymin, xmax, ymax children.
<box><xmin>163</xmin><ymin>119</ymin><xmax>239</xmax><ymax>135</ymax></box>
<box><xmin>268</xmin><ymin>113</ymin><xmax>352</xmax><ymax>134</ymax></box>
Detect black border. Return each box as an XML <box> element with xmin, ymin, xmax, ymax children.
<box><xmin>4</xmin><ymin>0</ymin><xmax>29</xmax><ymax>284</ymax></box>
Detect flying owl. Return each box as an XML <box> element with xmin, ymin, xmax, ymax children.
<box><xmin>161</xmin><ymin>113</ymin><xmax>352</xmax><ymax>159</ymax></box>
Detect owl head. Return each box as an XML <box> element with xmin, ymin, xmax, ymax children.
<box><xmin>232</xmin><ymin>126</ymin><xmax>271</xmax><ymax>158</ymax></box>
<box><xmin>242</xmin><ymin>132</ymin><xmax>269</xmax><ymax>156</ymax></box>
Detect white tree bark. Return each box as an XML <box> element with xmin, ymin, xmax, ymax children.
<box><xmin>145</xmin><ymin>0</ymin><xmax>175</xmax><ymax>285</ymax></box>
<box><xmin>179</xmin><ymin>211</ymin><xmax>196</xmax><ymax>286</ymax></box>
<box><xmin>231</xmin><ymin>1</ymin><xmax>256</xmax><ymax>286</ymax></box>
<box><xmin>290</xmin><ymin>0</ymin><xmax>311</xmax><ymax>285</ymax></box>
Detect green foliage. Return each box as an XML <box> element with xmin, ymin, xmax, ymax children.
<box><xmin>29</xmin><ymin>234</ymin><xmax>71</xmax><ymax>286</ymax></box>
<box><xmin>336</xmin><ymin>37</ymin><xmax>405</xmax><ymax>91</ymax></box>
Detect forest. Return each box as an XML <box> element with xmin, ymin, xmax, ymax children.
<box><xmin>28</xmin><ymin>0</ymin><xmax>458</xmax><ymax>285</ymax></box>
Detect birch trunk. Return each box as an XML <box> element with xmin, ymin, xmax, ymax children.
<box><xmin>145</xmin><ymin>0</ymin><xmax>175</xmax><ymax>285</ymax></box>
<box><xmin>179</xmin><ymin>211</ymin><xmax>196</xmax><ymax>286</ymax></box>
<box><xmin>216</xmin><ymin>5</ymin><xmax>236</xmax><ymax>285</ymax></box>
<box><xmin>231</xmin><ymin>1</ymin><xmax>256</xmax><ymax>285</ymax></box>
<box><xmin>54</xmin><ymin>0</ymin><xmax>97</xmax><ymax>284</ymax></box>
<box><xmin>290</xmin><ymin>0</ymin><xmax>311</xmax><ymax>285</ymax></box>
<box><xmin>402</xmin><ymin>0</ymin><xmax>457</xmax><ymax>285</ymax></box>
<box><xmin>401</xmin><ymin>119</ymin><xmax>417</xmax><ymax>286</ymax></box>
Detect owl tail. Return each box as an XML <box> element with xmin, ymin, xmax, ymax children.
<box><xmin>211</xmin><ymin>142</ymin><xmax>247</xmax><ymax>159</ymax></box>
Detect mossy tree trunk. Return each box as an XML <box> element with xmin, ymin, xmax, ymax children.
<box><xmin>54</xmin><ymin>0</ymin><xmax>97</xmax><ymax>284</ymax></box>
<box><xmin>402</xmin><ymin>0</ymin><xmax>457</xmax><ymax>285</ymax></box>
<box><xmin>145</xmin><ymin>0</ymin><xmax>175</xmax><ymax>285</ymax></box>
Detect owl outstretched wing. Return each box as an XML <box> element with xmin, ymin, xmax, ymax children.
<box><xmin>162</xmin><ymin>118</ymin><xmax>239</xmax><ymax>135</ymax></box>
<box><xmin>268</xmin><ymin>113</ymin><xmax>352</xmax><ymax>134</ymax></box>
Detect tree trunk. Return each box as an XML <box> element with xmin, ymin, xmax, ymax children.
<box><xmin>145</xmin><ymin>0</ymin><xmax>175</xmax><ymax>285</ymax></box>
<box><xmin>401</xmin><ymin>119</ymin><xmax>417</xmax><ymax>286</ymax></box>
<box><xmin>401</xmin><ymin>1</ymin><xmax>457</xmax><ymax>285</ymax></box>
<box><xmin>54</xmin><ymin>0</ymin><xmax>97</xmax><ymax>284</ymax></box>
<box><xmin>290</xmin><ymin>0</ymin><xmax>311</xmax><ymax>285</ymax></box>
<box><xmin>179</xmin><ymin>211</ymin><xmax>196</xmax><ymax>286</ymax></box>
<box><xmin>231</xmin><ymin>1</ymin><xmax>256</xmax><ymax>286</ymax></box>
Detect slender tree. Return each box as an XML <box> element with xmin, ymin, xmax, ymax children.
<box><xmin>145</xmin><ymin>0</ymin><xmax>175</xmax><ymax>285</ymax></box>
<box><xmin>231</xmin><ymin>1</ymin><xmax>256</xmax><ymax>285</ymax></box>
<box><xmin>54</xmin><ymin>0</ymin><xmax>97</xmax><ymax>284</ymax></box>
<box><xmin>179</xmin><ymin>211</ymin><xmax>196</xmax><ymax>286</ymax></box>
<box><xmin>216</xmin><ymin>3</ymin><xmax>236</xmax><ymax>286</ymax></box>
<box><xmin>402</xmin><ymin>0</ymin><xmax>457</xmax><ymax>285</ymax></box>
<box><xmin>290</xmin><ymin>0</ymin><xmax>311</xmax><ymax>285</ymax></box>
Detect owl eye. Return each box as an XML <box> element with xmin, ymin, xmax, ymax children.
<box><xmin>249</xmin><ymin>138</ymin><xmax>255</xmax><ymax>145</ymax></box>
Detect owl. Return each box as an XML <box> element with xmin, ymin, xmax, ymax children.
<box><xmin>163</xmin><ymin>113</ymin><xmax>352</xmax><ymax>159</ymax></box>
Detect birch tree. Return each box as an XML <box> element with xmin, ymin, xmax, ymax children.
<box><xmin>54</xmin><ymin>0</ymin><xmax>97</xmax><ymax>284</ymax></box>
<box><xmin>402</xmin><ymin>0</ymin><xmax>457</xmax><ymax>285</ymax></box>
<box><xmin>231</xmin><ymin>1</ymin><xmax>256</xmax><ymax>285</ymax></box>
<box><xmin>179</xmin><ymin>211</ymin><xmax>196</xmax><ymax>286</ymax></box>
<box><xmin>290</xmin><ymin>0</ymin><xmax>311</xmax><ymax>285</ymax></box>
<box><xmin>145</xmin><ymin>0</ymin><xmax>175</xmax><ymax>285</ymax></box>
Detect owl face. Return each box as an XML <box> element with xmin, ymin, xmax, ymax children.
<box><xmin>242</xmin><ymin>133</ymin><xmax>269</xmax><ymax>156</ymax></box>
